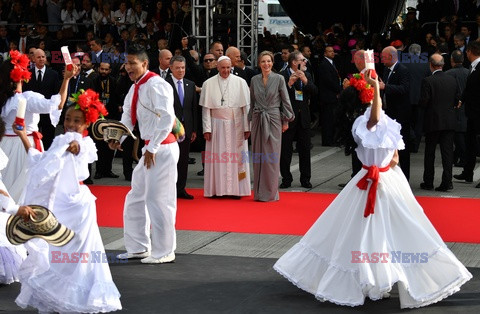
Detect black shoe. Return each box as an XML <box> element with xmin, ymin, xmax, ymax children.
<box><xmin>435</xmin><ymin>183</ymin><xmax>453</xmax><ymax>192</ymax></box>
<box><xmin>188</xmin><ymin>157</ymin><xmax>196</xmax><ymax>164</ymax></box>
<box><xmin>83</xmin><ymin>178</ymin><xmax>93</xmax><ymax>185</ymax></box>
<box><xmin>338</xmin><ymin>183</ymin><xmax>347</xmax><ymax>188</ymax></box>
<box><xmin>177</xmin><ymin>190</ymin><xmax>194</xmax><ymax>199</ymax></box>
<box><xmin>279</xmin><ymin>182</ymin><xmax>291</xmax><ymax>189</ymax></box>
<box><xmin>103</xmin><ymin>171</ymin><xmax>119</xmax><ymax>178</ymax></box>
<box><xmin>453</xmin><ymin>173</ymin><xmax>473</xmax><ymax>183</ymax></box>
<box><xmin>230</xmin><ymin>195</ymin><xmax>241</xmax><ymax>200</ymax></box>
<box><xmin>476</xmin><ymin>182</ymin><xmax>480</xmax><ymax>188</ymax></box>
<box><xmin>420</xmin><ymin>182</ymin><xmax>434</xmax><ymax>190</ymax></box>
<box><xmin>197</xmin><ymin>169</ymin><xmax>204</xmax><ymax>176</ymax></box>
<box><xmin>454</xmin><ymin>162</ymin><xmax>465</xmax><ymax>167</ymax></box>
<box><xmin>94</xmin><ymin>173</ymin><xmax>103</xmax><ymax>179</ymax></box>
<box><xmin>301</xmin><ymin>181</ymin><xmax>312</xmax><ymax>189</ymax></box>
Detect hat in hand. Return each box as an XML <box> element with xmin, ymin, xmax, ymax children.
<box><xmin>6</xmin><ymin>205</ymin><xmax>75</xmax><ymax>247</ymax></box>
<box><xmin>91</xmin><ymin>119</ymin><xmax>137</xmax><ymax>142</ymax></box>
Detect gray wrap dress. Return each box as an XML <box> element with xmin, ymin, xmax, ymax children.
<box><xmin>249</xmin><ymin>72</ymin><xmax>294</xmax><ymax>201</ymax></box>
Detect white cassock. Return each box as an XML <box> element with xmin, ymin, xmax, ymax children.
<box><xmin>200</xmin><ymin>74</ymin><xmax>251</xmax><ymax>197</ymax></box>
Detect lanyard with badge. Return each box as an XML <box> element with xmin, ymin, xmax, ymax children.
<box><xmin>288</xmin><ymin>68</ymin><xmax>303</xmax><ymax>101</ymax></box>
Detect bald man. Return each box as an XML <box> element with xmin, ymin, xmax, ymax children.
<box><xmin>153</xmin><ymin>49</ymin><xmax>173</xmax><ymax>79</ymax></box>
<box><xmin>23</xmin><ymin>48</ymin><xmax>61</xmax><ymax>150</ymax></box>
<box><xmin>380</xmin><ymin>45</ymin><xmax>412</xmax><ymax>180</ymax></box>
<box><xmin>418</xmin><ymin>53</ymin><xmax>459</xmax><ymax>191</ymax></box>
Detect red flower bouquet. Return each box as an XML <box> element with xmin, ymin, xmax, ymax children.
<box><xmin>70</xmin><ymin>89</ymin><xmax>108</xmax><ymax>124</ymax></box>
<box><xmin>9</xmin><ymin>50</ymin><xmax>31</xmax><ymax>83</ymax></box>
<box><xmin>348</xmin><ymin>73</ymin><xmax>374</xmax><ymax>104</ymax></box>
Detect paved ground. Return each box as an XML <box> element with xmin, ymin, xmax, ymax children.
<box><xmin>1</xmin><ymin>131</ymin><xmax>479</xmax><ymax>312</ymax></box>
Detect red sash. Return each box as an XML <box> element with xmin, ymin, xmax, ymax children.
<box><xmin>5</xmin><ymin>132</ymin><xmax>43</xmax><ymax>152</ymax></box>
<box><xmin>357</xmin><ymin>164</ymin><xmax>390</xmax><ymax>218</ymax></box>
<box><xmin>144</xmin><ymin>133</ymin><xmax>176</xmax><ymax>146</ymax></box>
<box><xmin>131</xmin><ymin>71</ymin><xmax>158</xmax><ymax>125</ymax></box>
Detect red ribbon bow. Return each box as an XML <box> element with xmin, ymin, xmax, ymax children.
<box><xmin>131</xmin><ymin>71</ymin><xmax>158</xmax><ymax>125</ymax></box>
<box><xmin>357</xmin><ymin>164</ymin><xmax>390</xmax><ymax>218</ymax></box>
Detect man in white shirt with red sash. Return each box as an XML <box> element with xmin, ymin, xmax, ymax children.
<box><xmin>110</xmin><ymin>44</ymin><xmax>179</xmax><ymax>264</ymax></box>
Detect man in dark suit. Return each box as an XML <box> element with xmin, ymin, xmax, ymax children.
<box><xmin>152</xmin><ymin>49</ymin><xmax>172</xmax><ymax>79</ymax></box>
<box><xmin>380</xmin><ymin>46</ymin><xmax>412</xmax><ymax>180</ymax></box>
<box><xmin>274</xmin><ymin>45</ymin><xmax>293</xmax><ymax>72</ymax></box>
<box><xmin>446</xmin><ymin>50</ymin><xmax>470</xmax><ymax>168</ymax></box>
<box><xmin>166</xmin><ymin>55</ymin><xmax>198</xmax><ymax>199</ymax></box>
<box><xmin>0</xmin><ymin>25</ymin><xmax>10</xmax><ymax>54</ymax></box>
<box><xmin>419</xmin><ymin>53</ymin><xmax>459</xmax><ymax>192</ymax></box>
<box><xmin>23</xmin><ymin>48</ymin><xmax>60</xmax><ymax>150</ymax></box>
<box><xmin>93</xmin><ymin>62</ymin><xmax>120</xmax><ymax>180</ymax></box>
<box><xmin>402</xmin><ymin>44</ymin><xmax>431</xmax><ymax>153</ymax></box>
<box><xmin>280</xmin><ymin>51</ymin><xmax>317</xmax><ymax>189</ymax></box>
<box><xmin>317</xmin><ymin>45</ymin><xmax>342</xmax><ymax>146</ymax></box>
<box><xmin>239</xmin><ymin>51</ymin><xmax>258</xmax><ymax>86</ymax></box>
<box><xmin>454</xmin><ymin>41</ymin><xmax>480</xmax><ymax>188</ymax></box>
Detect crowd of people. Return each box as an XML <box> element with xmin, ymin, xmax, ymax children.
<box><xmin>0</xmin><ymin>0</ymin><xmax>479</xmax><ymax>311</ymax></box>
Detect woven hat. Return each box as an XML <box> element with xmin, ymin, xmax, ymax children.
<box><xmin>6</xmin><ymin>205</ymin><xmax>75</xmax><ymax>247</ymax></box>
<box><xmin>91</xmin><ymin>119</ymin><xmax>137</xmax><ymax>142</ymax></box>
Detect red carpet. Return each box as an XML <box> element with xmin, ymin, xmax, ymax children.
<box><xmin>90</xmin><ymin>186</ymin><xmax>480</xmax><ymax>243</ymax></box>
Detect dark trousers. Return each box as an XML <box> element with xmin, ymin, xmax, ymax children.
<box><xmin>463</xmin><ymin>119</ymin><xmax>480</xmax><ymax>176</ymax></box>
<box><xmin>39</xmin><ymin>114</ymin><xmax>56</xmax><ymax>150</ymax></box>
<box><xmin>399</xmin><ymin>123</ymin><xmax>411</xmax><ymax>181</ymax></box>
<box><xmin>454</xmin><ymin>131</ymin><xmax>467</xmax><ymax>165</ymax></box>
<box><xmin>412</xmin><ymin>104</ymin><xmax>424</xmax><ymax>153</ymax></box>
<box><xmin>280</xmin><ymin>119</ymin><xmax>311</xmax><ymax>184</ymax></box>
<box><xmin>95</xmin><ymin>140</ymin><xmax>115</xmax><ymax>174</ymax></box>
<box><xmin>321</xmin><ymin>101</ymin><xmax>338</xmax><ymax>146</ymax></box>
<box><xmin>351</xmin><ymin>150</ymin><xmax>362</xmax><ymax>178</ymax></box>
<box><xmin>177</xmin><ymin>136</ymin><xmax>191</xmax><ymax>192</ymax></box>
<box><xmin>423</xmin><ymin>130</ymin><xmax>454</xmax><ymax>185</ymax></box>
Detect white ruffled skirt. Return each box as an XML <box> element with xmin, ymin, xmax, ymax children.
<box><xmin>0</xmin><ymin>212</ymin><xmax>27</xmax><ymax>285</ymax></box>
<box><xmin>274</xmin><ymin>166</ymin><xmax>472</xmax><ymax>308</ymax></box>
<box><xmin>15</xmin><ymin>185</ymin><xmax>122</xmax><ymax>313</ymax></box>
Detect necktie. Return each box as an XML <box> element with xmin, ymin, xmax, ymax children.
<box><xmin>177</xmin><ymin>80</ymin><xmax>184</xmax><ymax>106</ymax></box>
<box><xmin>37</xmin><ymin>70</ymin><xmax>42</xmax><ymax>82</ymax></box>
<box><xmin>131</xmin><ymin>71</ymin><xmax>158</xmax><ymax>125</ymax></box>
<box><xmin>281</xmin><ymin>62</ymin><xmax>287</xmax><ymax>71</ymax></box>
<box><xmin>383</xmin><ymin>68</ymin><xmax>391</xmax><ymax>83</ymax></box>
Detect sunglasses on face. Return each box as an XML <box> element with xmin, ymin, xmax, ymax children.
<box><xmin>204</xmin><ymin>58</ymin><xmax>215</xmax><ymax>63</ymax></box>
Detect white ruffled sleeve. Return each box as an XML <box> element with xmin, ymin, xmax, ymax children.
<box><xmin>352</xmin><ymin>108</ymin><xmax>405</xmax><ymax>150</ymax></box>
<box><xmin>23</xmin><ymin>91</ymin><xmax>62</xmax><ymax>127</ymax></box>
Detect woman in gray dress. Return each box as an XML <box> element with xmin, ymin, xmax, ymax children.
<box><xmin>249</xmin><ymin>51</ymin><xmax>294</xmax><ymax>201</ymax></box>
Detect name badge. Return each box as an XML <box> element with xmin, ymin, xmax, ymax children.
<box><xmin>295</xmin><ymin>90</ymin><xmax>303</xmax><ymax>101</ymax></box>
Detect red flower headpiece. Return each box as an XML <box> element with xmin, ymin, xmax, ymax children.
<box><xmin>9</xmin><ymin>50</ymin><xmax>31</xmax><ymax>83</ymax></box>
<box><xmin>70</xmin><ymin>89</ymin><xmax>108</xmax><ymax>124</ymax></box>
<box><xmin>349</xmin><ymin>73</ymin><xmax>374</xmax><ymax>104</ymax></box>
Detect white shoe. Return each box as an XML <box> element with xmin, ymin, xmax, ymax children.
<box><xmin>141</xmin><ymin>253</ymin><xmax>175</xmax><ymax>264</ymax></box>
<box><xmin>116</xmin><ymin>251</ymin><xmax>150</xmax><ymax>259</ymax></box>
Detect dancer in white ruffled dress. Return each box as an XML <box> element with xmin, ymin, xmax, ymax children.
<box><xmin>0</xmin><ymin>117</ymin><xmax>35</xmax><ymax>285</ymax></box>
<box><xmin>12</xmin><ymin>92</ymin><xmax>122</xmax><ymax>313</ymax></box>
<box><xmin>274</xmin><ymin>70</ymin><xmax>472</xmax><ymax>309</ymax></box>
<box><xmin>0</xmin><ymin>50</ymin><xmax>73</xmax><ymax>202</ymax></box>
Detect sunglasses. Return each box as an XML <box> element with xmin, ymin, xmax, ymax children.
<box><xmin>204</xmin><ymin>58</ymin><xmax>215</xmax><ymax>63</ymax></box>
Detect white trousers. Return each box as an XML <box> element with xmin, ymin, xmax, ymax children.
<box><xmin>123</xmin><ymin>142</ymin><xmax>179</xmax><ymax>259</ymax></box>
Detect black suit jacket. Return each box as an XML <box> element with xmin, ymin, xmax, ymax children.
<box><xmin>23</xmin><ymin>67</ymin><xmax>60</xmax><ymax>98</ymax></box>
<box><xmin>382</xmin><ymin>62</ymin><xmax>411</xmax><ymax>124</ymax></box>
<box><xmin>165</xmin><ymin>76</ymin><xmax>198</xmax><ymax>136</ymax></box>
<box><xmin>419</xmin><ymin>71</ymin><xmax>458</xmax><ymax>132</ymax></box>
<box><xmin>317</xmin><ymin>57</ymin><xmax>342</xmax><ymax>104</ymax></box>
<box><xmin>280</xmin><ymin>69</ymin><xmax>317</xmax><ymax>129</ymax></box>
<box><xmin>462</xmin><ymin>66</ymin><xmax>480</xmax><ymax>121</ymax></box>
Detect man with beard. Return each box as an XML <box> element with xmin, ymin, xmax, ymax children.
<box><xmin>93</xmin><ymin>62</ymin><xmax>120</xmax><ymax>180</ymax></box>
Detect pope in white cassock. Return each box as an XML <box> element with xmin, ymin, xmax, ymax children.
<box><xmin>200</xmin><ymin>56</ymin><xmax>251</xmax><ymax>198</ymax></box>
